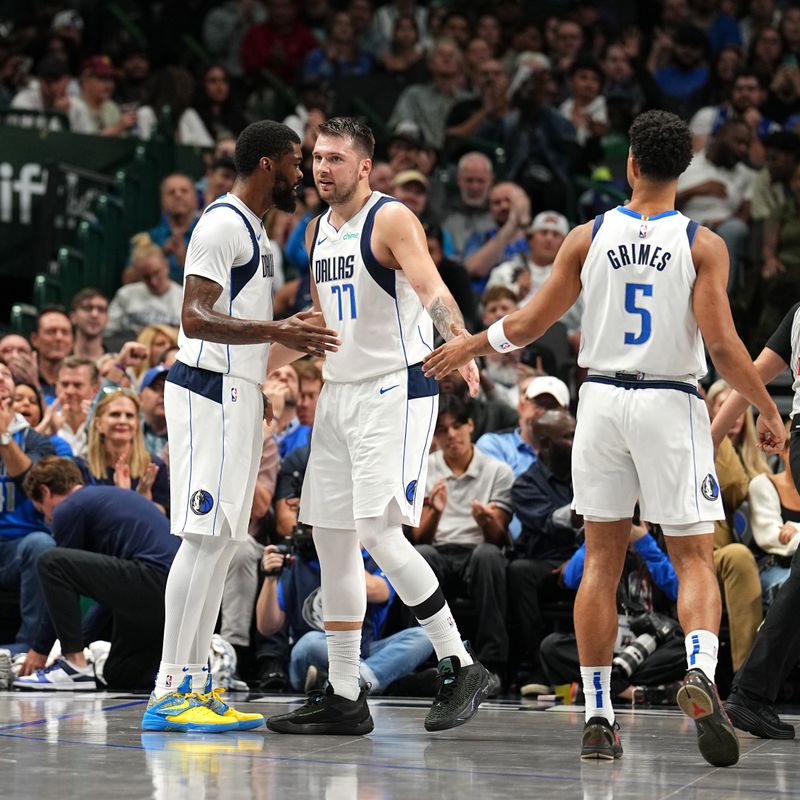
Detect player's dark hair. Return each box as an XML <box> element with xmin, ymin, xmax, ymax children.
<box><xmin>234</xmin><ymin>121</ymin><xmax>301</xmax><ymax>176</ymax></box>
<box><xmin>629</xmin><ymin>110</ymin><xmax>693</xmax><ymax>181</ymax></box>
<box><xmin>317</xmin><ymin>116</ymin><xmax>375</xmax><ymax>159</ymax></box>
<box><xmin>437</xmin><ymin>391</ymin><xmax>472</xmax><ymax>427</ymax></box>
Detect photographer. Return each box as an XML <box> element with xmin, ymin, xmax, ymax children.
<box><xmin>255</xmin><ymin>531</ymin><xmax>432</xmax><ymax>695</ymax></box>
<box><xmin>539</xmin><ymin>524</ymin><xmax>686</xmax><ymax>704</ymax></box>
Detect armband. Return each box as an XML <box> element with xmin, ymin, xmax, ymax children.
<box><xmin>487</xmin><ymin>316</ymin><xmax>521</xmax><ymax>353</ymax></box>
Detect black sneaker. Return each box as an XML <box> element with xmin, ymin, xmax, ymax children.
<box><xmin>677</xmin><ymin>669</ymin><xmax>740</xmax><ymax>767</ymax></box>
<box><xmin>255</xmin><ymin>657</ymin><xmax>290</xmax><ymax>693</ymax></box>
<box><xmin>423</xmin><ymin>655</ymin><xmax>492</xmax><ymax>732</ymax></box>
<box><xmin>581</xmin><ymin>717</ymin><xmax>623</xmax><ymax>760</ymax></box>
<box><xmin>725</xmin><ymin>691</ymin><xmax>795</xmax><ymax>740</ymax></box>
<box><xmin>267</xmin><ymin>684</ymin><xmax>374</xmax><ymax>735</ymax></box>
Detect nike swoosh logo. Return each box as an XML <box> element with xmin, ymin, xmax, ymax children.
<box><xmin>379</xmin><ymin>385</ymin><xmax>399</xmax><ymax>395</ymax></box>
<box><xmin>256</xmin><ymin>232</ymin><xmax>262</xmax><ymax>241</ymax></box>
<box><xmin>317</xmin><ymin>237</ymin><xmax>327</xmax><ymax>246</ymax></box>
<box><xmin>182</xmin><ymin>666</ymin><xmax>190</xmax><ymax>672</ymax></box>
<box><xmin>160</xmin><ymin>701</ymin><xmax>192</xmax><ymax>714</ymax></box>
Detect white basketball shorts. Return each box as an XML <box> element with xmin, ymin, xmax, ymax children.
<box><xmin>299</xmin><ymin>364</ymin><xmax>438</xmax><ymax>529</ymax></box>
<box><xmin>165</xmin><ymin>360</ymin><xmax>264</xmax><ymax>539</ymax></box>
<box><xmin>572</xmin><ymin>377</ymin><xmax>724</xmax><ymax>528</ymax></box>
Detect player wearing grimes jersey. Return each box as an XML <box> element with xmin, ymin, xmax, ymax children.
<box><xmin>424</xmin><ymin>110</ymin><xmax>785</xmax><ymax>765</ymax></box>
<box><xmin>267</xmin><ymin>117</ymin><xmax>495</xmax><ymax>737</ymax></box>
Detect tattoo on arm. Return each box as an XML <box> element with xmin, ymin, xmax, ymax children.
<box><xmin>428</xmin><ymin>296</ymin><xmax>466</xmax><ymax>342</ymax></box>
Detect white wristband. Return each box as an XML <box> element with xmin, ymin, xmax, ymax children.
<box><xmin>487</xmin><ymin>316</ymin><xmax>521</xmax><ymax>353</ymax></box>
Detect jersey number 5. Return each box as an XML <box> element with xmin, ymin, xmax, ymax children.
<box><xmin>624</xmin><ymin>283</ymin><xmax>652</xmax><ymax>346</ymax></box>
<box><xmin>331</xmin><ymin>283</ymin><xmax>357</xmax><ymax>321</ymax></box>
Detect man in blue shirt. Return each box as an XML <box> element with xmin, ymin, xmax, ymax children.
<box><xmin>15</xmin><ymin>457</ymin><xmax>180</xmax><ymax>690</ymax></box>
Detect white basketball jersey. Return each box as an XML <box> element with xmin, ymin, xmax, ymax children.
<box><xmin>310</xmin><ymin>192</ymin><xmax>433</xmax><ymax>383</ymax></box>
<box><xmin>578</xmin><ymin>206</ymin><xmax>707</xmax><ymax>378</ymax></box>
<box><xmin>177</xmin><ymin>193</ymin><xmax>275</xmax><ymax>384</ymax></box>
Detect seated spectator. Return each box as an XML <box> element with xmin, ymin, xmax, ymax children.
<box><xmin>748</xmin><ymin>426</ymin><xmax>800</xmax><ymax>607</ymax></box>
<box><xmin>135</xmin><ymin>324</ymin><xmax>180</xmax><ymax>381</ymax></box>
<box><xmin>138</xmin><ymin>366</ymin><xmax>169</xmax><ymax>460</ymax></box>
<box><xmin>15</xmin><ymin>459</ymin><xmax>179</xmax><ymax>690</ymax></box>
<box><xmin>8</xmin><ymin>55</ymin><xmax>75</xmax><ymax>131</ymax></box>
<box><xmin>0</xmin><ymin>334</ymin><xmax>40</xmax><ymax>389</ymax></box>
<box><xmin>256</xmin><ymin>534</ymin><xmax>432</xmax><ymax>695</ymax></box>
<box><xmin>108</xmin><ymin>235</ymin><xmax>183</xmax><ymax>337</ymax></box>
<box><xmin>194</xmin><ymin>64</ymin><xmax>246</xmax><ymax>142</ymax></box>
<box><xmin>462</xmin><ymin>37</ymin><xmax>493</xmax><ymax>90</ymax></box>
<box><xmin>199</xmin><ymin>156</ymin><xmax>237</xmax><ymax>211</ymax></box>
<box><xmin>369</xmin><ymin>160</ymin><xmax>395</xmax><ymax>195</ymax></box>
<box><xmin>441</xmin><ymin>152</ymin><xmax>495</xmax><ymax>261</ymax></box>
<box><xmin>438</xmin><ymin>371</ymin><xmax>518</xmax><ymax>441</ymax></box>
<box><xmin>463</xmin><ymin>181</ymin><xmax>530</xmax><ymax>293</ymax></box>
<box><xmin>0</xmin><ymin>360</ymin><xmax>56</xmax><ymax>654</ymax></box>
<box><xmin>689</xmin><ymin>44</ymin><xmax>744</xmax><ymax>111</ymax></box>
<box><xmin>114</xmin><ymin>47</ymin><xmax>151</xmax><ymax>107</ymax></box>
<box><xmin>70</xmin><ymin>55</ymin><xmax>138</xmax><ymax>137</ymax></box>
<box><xmin>751</xmin><ymin>131</ymin><xmax>800</xmax><ymax>225</ymax></box>
<box><xmin>540</xmin><ymin>524</ymin><xmax>685</xmax><ymax>704</ymax></box>
<box><xmin>508</xmin><ymin>409</ymin><xmax>580</xmax><ymax>686</ymax></box>
<box><xmin>601</xmin><ymin>41</ymin><xmax>663</xmax><ymax>120</ymax></box>
<box><xmin>303</xmin><ymin>11</ymin><xmax>373</xmax><ymax>82</ymax></box>
<box><xmin>651</xmin><ymin>25</ymin><xmax>710</xmax><ymax>117</ymax></box>
<box><xmin>388</xmin><ymin>38</ymin><xmax>471</xmax><ymax>151</ymax></box>
<box><xmin>12</xmin><ymin>382</ymin><xmax>72</xmax><ymax>457</ymax></box>
<box><xmin>75</xmin><ymin>389</ymin><xmax>170</xmax><ymax>514</ymax></box>
<box><xmin>412</xmin><ymin>393</ymin><xmax>514</xmax><ymax>683</ymax></box>
<box><xmin>558</xmin><ymin>58</ymin><xmax>609</xmax><ymax>147</ymax></box>
<box><xmin>477</xmin><ymin>287</ymin><xmax>521</xmax><ymax>407</ymax></box>
<box><xmin>70</xmin><ymin>289</ymin><xmax>109</xmax><ymax>361</ymax></box>
<box><xmin>31</xmin><ymin>308</ymin><xmax>74</xmax><ymax>404</ymax></box>
<box><xmin>263</xmin><ymin>364</ymin><xmax>310</xmax><ymax>459</ymax></box>
<box><xmin>36</xmin><ymin>356</ymin><xmax>99</xmax><ymax>459</ymax></box>
<box><xmin>424</xmin><ymin>226</ymin><xmax>478</xmax><ymax>333</ymax></box>
<box><xmin>381</xmin><ymin>13</ymin><xmax>427</xmax><ymax>83</ymax></box>
<box><xmin>391</xmin><ymin>171</ymin><xmax>453</xmax><ymax>252</ymax></box>
<box><xmin>676</xmin><ymin>119</ymin><xmax>756</xmax><ymax>294</ymax></box>
<box><xmin>145</xmin><ymin>174</ymin><xmax>201</xmax><ymax>283</ymax></box>
<box><xmin>690</xmin><ymin>69</ymin><xmax>780</xmax><ymax>167</ymax></box>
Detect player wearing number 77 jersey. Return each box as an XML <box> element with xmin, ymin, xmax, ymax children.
<box><xmin>424</xmin><ymin>110</ymin><xmax>786</xmax><ymax>766</ymax></box>
<box><xmin>267</xmin><ymin>117</ymin><xmax>497</xmax><ymax>738</ymax></box>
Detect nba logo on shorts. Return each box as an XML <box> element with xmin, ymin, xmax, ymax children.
<box><xmin>191</xmin><ymin>490</ymin><xmax>214</xmax><ymax>515</ymax></box>
<box><xmin>700</xmin><ymin>474</ymin><xmax>719</xmax><ymax>501</ymax></box>
<box><xmin>231</xmin><ymin>387</ymin><xmax>238</xmax><ymax>403</ymax></box>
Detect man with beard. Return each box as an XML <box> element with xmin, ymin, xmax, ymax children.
<box><xmin>141</xmin><ymin>120</ymin><xmax>340</xmax><ymax>733</ymax></box>
<box><xmin>267</xmin><ymin>117</ymin><xmax>493</xmax><ymax>737</ymax></box>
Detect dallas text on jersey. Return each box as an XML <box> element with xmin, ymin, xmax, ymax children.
<box><xmin>315</xmin><ymin>254</ymin><xmax>355</xmax><ymax>284</ymax></box>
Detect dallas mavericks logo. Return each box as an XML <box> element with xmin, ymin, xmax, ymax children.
<box><xmin>405</xmin><ymin>480</ymin><xmax>417</xmax><ymax>503</ymax></box>
<box><xmin>700</xmin><ymin>474</ymin><xmax>719</xmax><ymax>501</ymax></box>
<box><xmin>190</xmin><ymin>490</ymin><xmax>214</xmax><ymax>515</ymax></box>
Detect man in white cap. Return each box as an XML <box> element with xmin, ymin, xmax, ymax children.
<box><xmin>488</xmin><ymin>211</ymin><xmax>582</xmax><ymax>351</ymax></box>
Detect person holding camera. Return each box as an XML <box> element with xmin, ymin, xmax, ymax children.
<box><xmin>539</xmin><ymin>524</ymin><xmax>686</xmax><ymax>704</ymax></box>
<box><xmin>255</xmin><ymin>534</ymin><xmax>432</xmax><ymax>707</ymax></box>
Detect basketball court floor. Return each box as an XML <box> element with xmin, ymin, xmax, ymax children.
<box><xmin>0</xmin><ymin>691</ymin><xmax>796</xmax><ymax>799</ymax></box>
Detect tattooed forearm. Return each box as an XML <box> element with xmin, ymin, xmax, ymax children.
<box><xmin>428</xmin><ymin>295</ymin><xmax>466</xmax><ymax>342</ymax></box>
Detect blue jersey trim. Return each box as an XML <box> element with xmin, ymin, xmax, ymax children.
<box><xmin>616</xmin><ymin>206</ymin><xmax>679</xmax><ymax>221</ymax></box>
<box><xmin>307</xmin><ymin>215</ymin><xmax>323</xmax><ymax>269</ymax></box>
<box><xmin>167</xmin><ymin>361</ymin><xmax>223</xmax><ymax>404</ymax></box>
<box><xmin>205</xmin><ymin>202</ymin><xmax>261</xmax><ymax>303</ymax></box>
<box><xmin>591</xmin><ymin>213</ymin><xmax>605</xmax><ymax>239</ymax></box>
<box><xmin>686</xmin><ymin>219</ymin><xmax>699</xmax><ymax>247</ymax></box>
<box><xmin>407</xmin><ymin>363</ymin><xmax>439</xmax><ymax>399</ymax></box>
<box><xmin>584</xmin><ymin>375</ymin><xmax>701</xmax><ymax>399</ymax></box>
<box><xmin>361</xmin><ymin>197</ymin><xmax>399</xmax><ymax>298</ymax></box>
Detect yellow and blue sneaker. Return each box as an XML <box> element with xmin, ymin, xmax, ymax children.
<box><xmin>199</xmin><ymin>675</ymin><xmax>265</xmax><ymax>731</ymax></box>
<box><xmin>141</xmin><ymin>690</ymin><xmax>241</xmax><ymax>733</ymax></box>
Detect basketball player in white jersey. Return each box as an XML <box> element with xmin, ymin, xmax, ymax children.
<box><xmin>424</xmin><ymin>110</ymin><xmax>786</xmax><ymax>765</ymax></box>
<box><xmin>267</xmin><ymin>117</ymin><xmax>493</xmax><ymax>736</ymax></box>
<box><xmin>141</xmin><ymin>121</ymin><xmax>340</xmax><ymax>733</ymax></box>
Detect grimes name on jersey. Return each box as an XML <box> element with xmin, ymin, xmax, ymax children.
<box><xmin>607</xmin><ymin>243</ymin><xmax>672</xmax><ymax>271</ymax></box>
<box><xmin>315</xmin><ymin>254</ymin><xmax>355</xmax><ymax>283</ymax></box>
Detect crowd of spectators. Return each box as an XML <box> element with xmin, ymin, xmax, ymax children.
<box><xmin>1</xmin><ymin>1</ymin><xmax>800</xmax><ymax>703</ymax></box>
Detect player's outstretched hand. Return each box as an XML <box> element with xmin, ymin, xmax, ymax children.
<box><xmin>423</xmin><ymin>324</ymin><xmax>477</xmax><ymax>393</ymax></box>
<box><xmin>273</xmin><ymin>311</ymin><xmax>340</xmax><ymax>356</ymax></box>
<box><xmin>756</xmin><ymin>410</ymin><xmax>786</xmax><ymax>454</ymax></box>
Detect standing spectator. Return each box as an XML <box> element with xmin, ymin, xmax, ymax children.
<box><xmin>31</xmin><ymin>308</ymin><xmax>74</xmax><ymax>404</ymax></box>
<box><xmin>241</xmin><ymin>0</ymin><xmax>319</xmax><ymax>84</ymax></box>
<box><xmin>15</xmin><ymin>460</ymin><xmax>180</xmax><ymax>690</ymax></box>
<box><xmin>388</xmin><ymin>38</ymin><xmax>471</xmax><ymax>151</ymax></box>
<box><xmin>203</xmin><ymin>0</ymin><xmax>268</xmax><ymax>80</ymax></box>
<box><xmin>302</xmin><ymin>11</ymin><xmax>373</xmax><ymax>82</ymax></box>
<box><xmin>108</xmin><ymin>235</ymin><xmax>183</xmax><ymax>337</ymax></box>
<box><xmin>69</xmin><ymin>288</ymin><xmax>108</xmax><ymax>361</ymax></box>
<box><xmin>195</xmin><ymin>65</ymin><xmax>246</xmax><ymax>141</ymax></box>
<box><xmin>138</xmin><ymin>366</ymin><xmax>169</xmax><ymax>460</ymax></box>
<box><xmin>412</xmin><ymin>393</ymin><xmax>514</xmax><ymax>685</ymax></box>
<box><xmin>0</xmin><ymin>360</ymin><xmax>56</xmax><ymax>654</ymax></box>
<box><xmin>146</xmin><ymin>174</ymin><xmax>200</xmax><ymax>283</ymax></box>
<box><xmin>70</xmin><ymin>55</ymin><xmax>137</xmax><ymax>137</ymax></box>
<box><xmin>441</xmin><ymin>152</ymin><xmax>495</xmax><ymax>261</ymax></box>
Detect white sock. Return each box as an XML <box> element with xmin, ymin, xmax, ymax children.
<box><xmin>419</xmin><ymin>605</ymin><xmax>473</xmax><ymax>666</ymax></box>
<box><xmin>154</xmin><ymin>662</ymin><xmax>192</xmax><ymax>698</ymax></box>
<box><xmin>685</xmin><ymin>629</ymin><xmax>718</xmax><ymax>682</ymax></box>
<box><xmin>581</xmin><ymin>666</ymin><xmax>614</xmax><ymax>724</ymax></box>
<box><xmin>326</xmin><ymin>629</ymin><xmax>362</xmax><ymax>701</ymax></box>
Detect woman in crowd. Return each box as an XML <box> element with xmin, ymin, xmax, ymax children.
<box><xmin>135</xmin><ymin>324</ymin><xmax>179</xmax><ymax>381</ymax></box>
<box><xmin>12</xmin><ymin>381</ymin><xmax>72</xmax><ymax>456</ymax></box>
